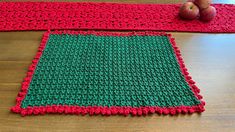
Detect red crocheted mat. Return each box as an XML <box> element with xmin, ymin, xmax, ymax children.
<box><xmin>0</xmin><ymin>2</ymin><xmax>234</xmax><ymax>32</ymax></box>
<box><xmin>11</xmin><ymin>31</ymin><xmax>205</xmax><ymax>116</ymax></box>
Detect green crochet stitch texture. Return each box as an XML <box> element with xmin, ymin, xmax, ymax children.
<box><xmin>21</xmin><ymin>34</ymin><xmax>201</xmax><ymax>108</ymax></box>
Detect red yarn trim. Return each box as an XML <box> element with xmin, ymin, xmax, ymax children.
<box><xmin>167</xmin><ymin>34</ymin><xmax>205</xmax><ymax>112</ymax></box>
<box><xmin>11</xmin><ymin>31</ymin><xmax>205</xmax><ymax>116</ymax></box>
<box><xmin>51</xmin><ymin>30</ymin><xmax>169</xmax><ymax>36</ymax></box>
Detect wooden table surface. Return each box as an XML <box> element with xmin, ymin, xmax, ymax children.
<box><xmin>0</xmin><ymin>0</ymin><xmax>235</xmax><ymax>131</ymax></box>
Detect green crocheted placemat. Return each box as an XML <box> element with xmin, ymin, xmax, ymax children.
<box><xmin>11</xmin><ymin>31</ymin><xmax>205</xmax><ymax>116</ymax></box>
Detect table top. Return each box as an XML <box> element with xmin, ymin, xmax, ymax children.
<box><xmin>0</xmin><ymin>0</ymin><xmax>235</xmax><ymax>131</ymax></box>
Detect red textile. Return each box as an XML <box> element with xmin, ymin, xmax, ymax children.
<box><xmin>0</xmin><ymin>2</ymin><xmax>234</xmax><ymax>32</ymax></box>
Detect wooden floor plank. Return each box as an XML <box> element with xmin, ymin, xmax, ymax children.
<box><xmin>0</xmin><ymin>61</ymin><xmax>31</xmax><ymax>83</ymax></box>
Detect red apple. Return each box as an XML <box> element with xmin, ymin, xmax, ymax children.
<box><xmin>179</xmin><ymin>2</ymin><xmax>200</xmax><ymax>20</ymax></box>
<box><xmin>200</xmin><ymin>6</ymin><xmax>216</xmax><ymax>21</ymax></box>
<box><xmin>194</xmin><ymin>0</ymin><xmax>212</xmax><ymax>9</ymax></box>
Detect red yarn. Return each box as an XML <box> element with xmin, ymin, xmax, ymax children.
<box><xmin>124</xmin><ymin>109</ymin><xmax>130</xmax><ymax>116</ymax></box>
<box><xmin>81</xmin><ymin>109</ymin><xmax>88</xmax><ymax>116</ymax></box>
<box><xmin>132</xmin><ymin>109</ymin><xmax>137</xmax><ymax>116</ymax></box>
<box><xmin>142</xmin><ymin>108</ymin><xmax>149</xmax><ymax>115</ymax></box>
<box><xmin>137</xmin><ymin>109</ymin><xmax>142</xmax><ymax>116</ymax></box>
<box><xmin>106</xmin><ymin>109</ymin><xmax>111</xmax><ymax>116</ymax></box>
<box><xmin>163</xmin><ymin>108</ymin><xmax>169</xmax><ymax>115</ymax></box>
<box><xmin>156</xmin><ymin>107</ymin><xmax>163</xmax><ymax>114</ymax></box>
<box><xmin>189</xmin><ymin>109</ymin><xmax>195</xmax><ymax>114</ymax></box>
<box><xmin>149</xmin><ymin>107</ymin><xmax>155</xmax><ymax>114</ymax></box>
<box><xmin>0</xmin><ymin>2</ymin><xmax>234</xmax><ymax>32</ymax></box>
<box><xmin>170</xmin><ymin>109</ymin><xmax>176</xmax><ymax>115</ymax></box>
<box><xmin>89</xmin><ymin>107</ymin><xmax>95</xmax><ymax>115</ymax></box>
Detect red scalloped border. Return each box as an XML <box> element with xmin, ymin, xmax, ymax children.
<box><xmin>11</xmin><ymin>31</ymin><xmax>205</xmax><ymax>116</ymax></box>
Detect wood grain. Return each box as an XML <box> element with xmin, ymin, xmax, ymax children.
<box><xmin>0</xmin><ymin>0</ymin><xmax>235</xmax><ymax>132</ymax></box>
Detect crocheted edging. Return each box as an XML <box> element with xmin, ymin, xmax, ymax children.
<box><xmin>11</xmin><ymin>31</ymin><xmax>205</xmax><ymax>116</ymax></box>
<box><xmin>51</xmin><ymin>30</ymin><xmax>169</xmax><ymax>36</ymax></box>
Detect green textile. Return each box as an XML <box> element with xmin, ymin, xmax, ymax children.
<box><xmin>21</xmin><ymin>34</ymin><xmax>200</xmax><ymax>108</ymax></box>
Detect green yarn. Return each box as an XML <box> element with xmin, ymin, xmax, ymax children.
<box><xmin>21</xmin><ymin>34</ymin><xmax>201</xmax><ymax>108</ymax></box>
